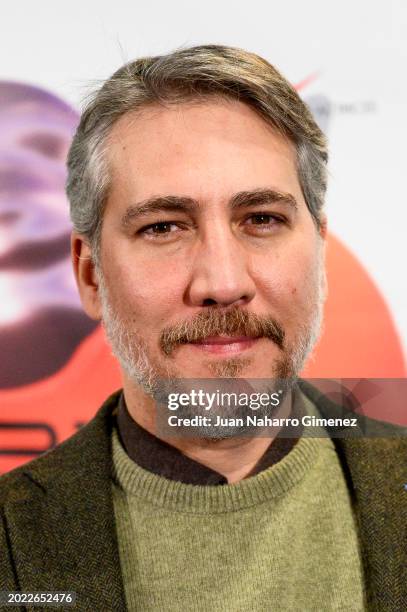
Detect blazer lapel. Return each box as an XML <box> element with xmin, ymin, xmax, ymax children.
<box><xmin>334</xmin><ymin>436</ymin><xmax>407</xmax><ymax>611</ymax></box>
<box><xmin>4</xmin><ymin>392</ymin><xmax>127</xmax><ymax>611</ymax></box>
<box><xmin>300</xmin><ymin>380</ymin><xmax>407</xmax><ymax>611</ymax></box>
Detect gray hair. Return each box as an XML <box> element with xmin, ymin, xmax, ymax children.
<box><xmin>66</xmin><ymin>44</ymin><xmax>328</xmax><ymax>262</ymax></box>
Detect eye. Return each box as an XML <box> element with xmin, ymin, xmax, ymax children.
<box><xmin>244</xmin><ymin>213</ymin><xmax>285</xmax><ymax>230</ymax></box>
<box><xmin>138</xmin><ymin>221</ymin><xmax>184</xmax><ymax>238</ymax></box>
<box><xmin>249</xmin><ymin>214</ymin><xmax>274</xmax><ymax>225</ymax></box>
<box><xmin>143</xmin><ymin>222</ymin><xmax>175</xmax><ymax>234</ymax></box>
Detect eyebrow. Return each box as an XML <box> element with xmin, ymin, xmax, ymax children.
<box><xmin>121</xmin><ymin>196</ymin><xmax>197</xmax><ymax>228</ymax></box>
<box><xmin>120</xmin><ymin>189</ymin><xmax>297</xmax><ymax>228</ymax></box>
<box><xmin>230</xmin><ymin>189</ymin><xmax>297</xmax><ymax>211</ymax></box>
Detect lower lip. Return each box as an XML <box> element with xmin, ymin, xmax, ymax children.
<box><xmin>188</xmin><ymin>337</ymin><xmax>260</xmax><ymax>355</ymax></box>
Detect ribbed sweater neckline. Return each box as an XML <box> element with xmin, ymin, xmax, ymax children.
<box><xmin>111</xmin><ymin>426</ymin><xmax>328</xmax><ymax>514</ymax></box>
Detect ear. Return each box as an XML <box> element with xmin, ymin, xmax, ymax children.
<box><xmin>71</xmin><ymin>232</ymin><xmax>102</xmax><ymax>320</ymax></box>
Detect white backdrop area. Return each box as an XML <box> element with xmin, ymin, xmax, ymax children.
<box><xmin>1</xmin><ymin>0</ymin><xmax>406</xmax><ymax>362</ymax></box>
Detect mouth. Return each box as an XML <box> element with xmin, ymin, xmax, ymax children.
<box><xmin>188</xmin><ymin>335</ymin><xmax>261</xmax><ymax>355</ymax></box>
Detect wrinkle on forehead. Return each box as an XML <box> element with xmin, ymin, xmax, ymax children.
<box><xmin>106</xmin><ymin>97</ymin><xmax>296</xmax><ymax>168</ymax></box>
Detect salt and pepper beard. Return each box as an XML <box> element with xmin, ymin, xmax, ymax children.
<box><xmin>97</xmin><ymin>246</ymin><xmax>325</xmax><ymax>438</ymax></box>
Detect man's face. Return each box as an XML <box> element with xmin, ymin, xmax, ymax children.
<box><xmin>94</xmin><ymin>99</ymin><xmax>326</xmax><ymax>389</ymax></box>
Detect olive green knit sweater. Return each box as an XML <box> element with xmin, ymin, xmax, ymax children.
<box><xmin>111</xmin><ymin>416</ymin><xmax>366</xmax><ymax>611</ymax></box>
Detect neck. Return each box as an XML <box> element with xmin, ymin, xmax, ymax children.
<box><xmin>122</xmin><ymin>379</ymin><xmax>292</xmax><ymax>484</ymax></box>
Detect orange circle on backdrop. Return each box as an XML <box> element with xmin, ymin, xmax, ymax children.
<box><xmin>0</xmin><ymin>232</ymin><xmax>405</xmax><ymax>473</ymax></box>
<box><xmin>303</xmin><ymin>233</ymin><xmax>406</xmax><ymax>378</ymax></box>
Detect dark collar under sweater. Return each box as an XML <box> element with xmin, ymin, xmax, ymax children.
<box><xmin>116</xmin><ymin>391</ymin><xmax>304</xmax><ymax>485</ymax></box>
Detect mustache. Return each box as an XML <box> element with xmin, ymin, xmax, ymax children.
<box><xmin>160</xmin><ymin>307</ymin><xmax>285</xmax><ymax>356</ymax></box>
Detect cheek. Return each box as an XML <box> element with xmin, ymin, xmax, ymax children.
<box><xmin>291</xmin><ymin>255</ymin><xmax>322</xmax><ymax>307</ymax></box>
<box><xmin>253</xmin><ymin>245</ymin><xmax>320</xmax><ymax>312</ymax></box>
<box><xmin>104</xmin><ymin>253</ymin><xmax>187</xmax><ymax>325</ymax></box>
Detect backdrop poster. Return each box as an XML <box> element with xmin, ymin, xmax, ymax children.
<box><xmin>1</xmin><ymin>0</ymin><xmax>406</xmax><ymax>473</ymax></box>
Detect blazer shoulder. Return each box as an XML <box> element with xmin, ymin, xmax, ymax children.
<box><xmin>298</xmin><ymin>379</ymin><xmax>407</xmax><ymax>484</ymax></box>
<box><xmin>298</xmin><ymin>378</ymin><xmax>407</xmax><ymax>437</ymax></box>
<box><xmin>0</xmin><ymin>390</ymin><xmax>121</xmax><ymax>506</ymax></box>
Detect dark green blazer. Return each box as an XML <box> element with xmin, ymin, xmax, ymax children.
<box><xmin>0</xmin><ymin>384</ymin><xmax>406</xmax><ymax>611</ymax></box>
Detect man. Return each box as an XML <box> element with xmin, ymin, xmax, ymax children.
<box><xmin>0</xmin><ymin>45</ymin><xmax>405</xmax><ymax>611</ymax></box>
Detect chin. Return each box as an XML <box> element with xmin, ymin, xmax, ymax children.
<box><xmin>170</xmin><ymin>357</ymin><xmax>263</xmax><ymax>380</ymax></box>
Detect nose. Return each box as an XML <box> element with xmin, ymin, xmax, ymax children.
<box><xmin>186</xmin><ymin>227</ymin><xmax>256</xmax><ymax>308</ymax></box>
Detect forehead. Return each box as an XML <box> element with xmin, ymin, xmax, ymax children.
<box><xmin>105</xmin><ymin>98</ymin><xmax>302</xmax><ymax>208</ymax></box>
